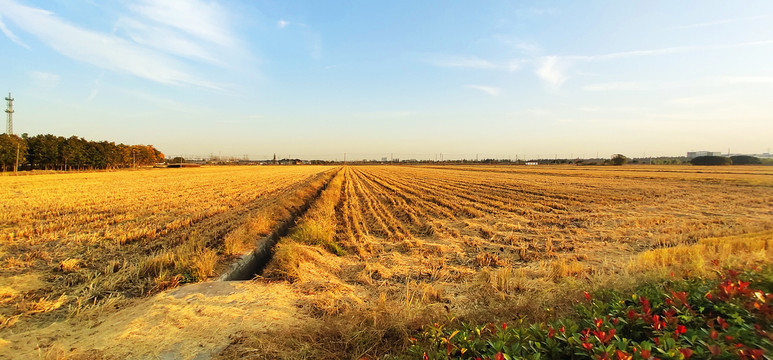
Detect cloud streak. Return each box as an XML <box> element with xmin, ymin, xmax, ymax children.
<box><xmin>0</xmin><ymin>0</ymin><xmax>236</xmax><ymax>89</ymax></box>
<box><xmin>115</xmin><ymin>17</ymin><xmax>223</xmax><ymax>65</ymax></box>
<box><xmin>0</xmin><ymin>14</ymin><xmax>28</xmax><ymax>48</ymax></box>
<box><xmin>541</xmin><ymin>40</ymin><xmax>773</xmax><ymax>88</ymax></box>
<box><xmin>464</xmin><ymin>85</ymin><xmax>501</xmax><ymax>96</ymax></box>
<box><xmin>425</xmin><ymin>55</ymin><xmax>520</xmax><ymax>72</ymax></box>
<box><xmin>721</xmin><ymin>76</ymin><xmax>773</xmax><ymax>85</ymax></box>
<box><xmin>127</xmin><ymin>0</ymin><xmax>237</xmax><ymax>48</ymax></box>
<box><xmin>536</xmin><ymin>56</ymin><xmax>566</xmax><ymax>87</ymax></box>
<box><xmin>29</xmin><ymin>71</ymin><xmax>60</xmax><ymax>89</ymax></box>
<box><xmin>676</xmin><ymin>15</ymin><xmax>767</xmax><ymax>29</ymax></box>
<box><xmin>582</xmin><ymin>82</ymin><xmax>651</xmax><ymax>92</ymax></box>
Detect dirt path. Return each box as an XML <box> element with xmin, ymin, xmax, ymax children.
<box><xmin>0</xmin><ymin>280</ymin><xmax>306</xmax><ymax>359</ymax></box>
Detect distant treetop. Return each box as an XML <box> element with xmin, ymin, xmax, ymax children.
<box><xmin>690</xmin><ymin>156</ymin><xmax>731</xmax><ymax>166</ymax></box>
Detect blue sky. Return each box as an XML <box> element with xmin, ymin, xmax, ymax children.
<box><xmin>0</xmin><ymin>0</ymin><xmax>771</xmax><ymax>160</ymax></box>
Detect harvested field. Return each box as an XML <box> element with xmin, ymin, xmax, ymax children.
<box><xmin>0</xmin><ymin>165</ymin><xmax>335</xmax><ymax>330</ymax></box>
<box><xmin>1</xmin><ymin>164</ymin><xmax>772</xmax><ymax>359</ymax></box>
<box><xmin>333</xmin><ymin>165</ymin><xmax>772</xmax><ymax>254</ymax></box>
<box><xmin>246</xmin><ymin>164</ymin><xmax>773</xmax><ymax>357</ymax></box>
<box><xmin>277</xmin><ymin>164</ymin><xmax>772</xmax><ymax>289</ymax></box>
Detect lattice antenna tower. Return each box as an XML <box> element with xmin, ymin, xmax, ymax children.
<box><xmin>5</xmin><ymin>92</ymin><xmax>14</xmax><ymax>135</ymax></box>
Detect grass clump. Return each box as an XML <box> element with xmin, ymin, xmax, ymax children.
<box><xmin>272</xmin><ymin>168</ymin><xmax>346</xmax><ymax>257</ymax></box>
<box><xmin>290</xmin><ymin>219</ymin><xmax>345</xmax><ymax>256</ymax></box>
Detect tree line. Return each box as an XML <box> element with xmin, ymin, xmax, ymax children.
<box><xmin>690</xmin><ymin>155</ymin><xmax>762</xmax><ymax>166</ymax></box>
<box><xmin>0</xmin><ymin>133</ymin><xmax>164</xmax><ymax>172</ymax></box>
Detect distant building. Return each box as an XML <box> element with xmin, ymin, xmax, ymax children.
<box><xmin>525</xmin><ymin>162</ymin><xmax>539</xmax><ymax>166</ymax></box>
<box><xmin>687</xmin><ymin>151</ymin><xmax>722</xmax><ymax>158</ymax></box>
<box><xmin>279</xmin><ymin>159</ymin><xmax>303</xmax><ymax>165</ymax></box>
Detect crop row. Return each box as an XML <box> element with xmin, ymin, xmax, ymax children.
<box><xmin>0</xmin><ymin>166</ymin><xmax>335</xmax><ymax>328</ymax></box>
<box><xmin>330</xmin><ymin>166</ymin><xmax>773</xmax><ymax>265</ymax></box>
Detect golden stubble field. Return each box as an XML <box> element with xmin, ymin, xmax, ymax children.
<box><xmin>245</xmin><ymin>164</ymin><xmax>773</xmax><ymax>357</ymax></box>
<box><xmin>0</xmin><ymin>164</ymin><xmax>771</xmax><ymax>359</ymax></box>
<box><xmin>0</xmin><ymin>166</ymin><xmax>335</xmax><ymax>330</ymax></box>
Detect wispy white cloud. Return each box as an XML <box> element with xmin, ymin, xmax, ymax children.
<box><xmin>524</xmin><ymin>108</ymin><xmax>553</xmax><ymax>117</ymax></box>
<box><xmin>126</xmin><ymin>0</ymin><xmax>237</xmax><ymax>48</ymax></box>
<box><xmin>308</xmin><ymin>32</ymin><xmax>322</xmax><ymax>59</ymax></box>
<box><xmin>582</xmin><ymin>82</ymin><xmax>650</xmax><ymax>91</ymax></box>
<box><xmin>516</xmin><ymin>7</ymin><xmax>557</xmax><ymax>17</ymax></box>
<box><xmin>217</xmin><ymin>119</ymin><xmax>250</xmax><ymax>125</ymax></box>
<box><xmin>730</xmin><ymin>40</ymin><xmax>773</xmax><ymax>47</ymax></box>
<box><xmin>0</xmin><ymin>0</ymin><xmax>227</xmax><ymax>89</ymax></box>
<box><xmin>496</xmin><ymin>36</ymin><xmax>542</xmax><ymax>56</ymax></box>
<box><xmin>583</xmin><ymin>76</ymin><xmax>773</xmax><ymax>92</ymax></box>
<box><xmin>424</xmin><ymin>40</ymin><xmax>717</xmax><ymax>88</ymax></box>
<box><xmin>352</xmin><ymin>111</ymin><xmax>415</xmax><ymax>119</ymax></box>
<box><xmin>666</xmin><ymin>95</ymin><xmax>728</xmax><ymax>106</ymax></box>
<box><xmin>86</xmin><ymin>73</ymin><xmax>104</xmax><ymax>102</ymax></box>
<box><xmin>676</xmin><ymin>15</ymin><xmax>767</xmax><ymax>29</ymax></box>
<box><xmin>115</xmin><ymin>18</ymin><xmax>222</xmax><ymax>64</ymax></box>
<box><xmin>579</xmin><ymin>106</ymin><xmax>648</xmax><ymax>113</ymax></box>
<box><xmin>0</xmin><ymin>14</ymin><xmax>28</xmax><ymax>48</ymax></box>
<box><xmin>464</xmin><ymin>85</ymin><xmax>501</xmax><ymax>96</ymax></box>
<box><xmin>544</xmin><ymin>40</ymin><xmax>773</xmax><ymax>88</ymax></box>
<box><xmin>115</xmin><ymin>0</ymin><xmax>246</xmax><ymax>66</ymax></box>
<box><xmin>86</xmin><ymin>88</ymin><xmax>99</xmax><ymax>102</ymax></box>
<box><xmin>427</xmin><ymin>55</ymin><xmax>497</xmax><ymax>69</ymax></box>
<box><xmin>568</xmin><ymin>46</ymin><xmax>699</xmax><ymax>62</ymax></box>
<box><xmin>425</xmin><ymin>55</ymin><xmax>520</xmax><ymax>72</ymax></box>
<box><xmin>121</xmin><ymin>88</ymin><xmax>210</xmax><ymax>114</ymax></box>
<box><xmin>721</xmin><ymin>76</ymin><xmax>773</xmax><ymax>85</ymax></box>
<box><xmin>512</xmin><ymin>40</ymin><xmax>541</xmax><ymax>55</ymax></box>
<box><xmin>276</xmin><ymin>19</ymin><xmax>322</xmax><ymax>59</ymax></box>
<box><xmin>535</xmin><ymin>47</ymin><xmax>691</xmax><ymax>87</ymax></box>
<box><xmin>587</xmin><ymin>40</ymin><xmax>773</xmax><ymax>61</ymax></box>
<box><xmin>29</xmin><ymin>71</ymin><xmax>60</xmax><ymax>89</ymax></box>
<box><xmin>536</xmin><ymin>56</ymin><xmax>566</xmax><ymax>87</ymax></box>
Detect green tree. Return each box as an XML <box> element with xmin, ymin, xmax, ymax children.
<box><xmin>690</xmin><ymin>156</ymin><xmax>731</xmax><ymax>165</ymax></box>
<box><xmin>729</xmin><ymin>155</ymin><xmax>761</xmax><ymax>165</ymax></box>
<box><xmin>17</xmin><ymin>133</ymin><xmax>165</xmax><ymax>171</ymax></box>
<box><xmin>0</xmin><ymin>134</ymin><xmax>28</xmax><ymax>171</ymax></box>
<box><xmin>27</xmin><ymin>134</ymin><xmax>62</xmax><ymax>170</ymax></box>
<box><xmin>59</xmin><ymin>136</ymin><xmax>87</xmax><ymax>171</ymax></box>
<box><xmin>611</xmin><ymin>154</ymin><xmax>628</xmax><ymax>166</ymax></box>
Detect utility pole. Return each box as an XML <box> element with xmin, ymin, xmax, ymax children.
<box><xmin>344</xmin><ymin>153</ymin><xmax>346</xmax><ymax>164</ymax></box>
<box><xmin>14</xmin><ymin>143</ymin><xmax>19</xmax><ymax>174</ymax></box>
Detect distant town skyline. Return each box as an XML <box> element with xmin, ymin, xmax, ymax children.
<box><xmin>1</xmin><ymin>0</ymin><xmax>771</xmax><ymax>159</ymax></box>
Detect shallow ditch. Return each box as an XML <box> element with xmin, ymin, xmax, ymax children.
<box><xmin>219</xmin><ymin>172</ymin><xmax>334</xmax><ymax>281</ymax></box>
